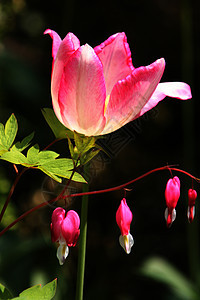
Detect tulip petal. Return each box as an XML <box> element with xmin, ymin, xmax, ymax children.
<box><xmin>139</xmin><ymin>82</ymin><xmax>192</xmax><ymax>116</ymax></box>
<box><xmin>58</xmin><ymin>44</ymin><xmax>106</xmax><ymax>136</ymax></box>
<box><xmin>102</xmin><ymin>58</ymin><xmax>165</xmax><ymax>134</ymax></box>
<box><xmin>44</xmin><ymin>29</ymin><xmax>62</xmax><ymax>61</ymax></box>
<box><xmin>45</xmin><ymin>29</ymin><xmax>80</xmax><ymax>66</ymax></box>
<box><xmin>45</xmin><ymin>30</ymin><xmax>80</xmax><ymax>127</ymax></box>
<box><xmin>94</xmin><ymin>33</ymin><xmax>134</xmax><ymax>95</ymax></box>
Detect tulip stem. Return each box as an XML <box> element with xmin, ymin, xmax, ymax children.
<box><xmin>75</xmin><ymin>182</ymin><xmax>89</xmax><ymax>300</ymax></box>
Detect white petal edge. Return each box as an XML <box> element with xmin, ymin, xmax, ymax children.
<box><xmin>57</xmin><ymin>243</ymin><xmax>69</xmax><ymax>265</ymax></box>
<box><xmin>187</xmin><ymin>206</ymin><xmax>195</xmax><ymax>220</ymax></box>
<box><xmin>164</xmin><ymin>207</ymin><xmax>176</xmax><ymax>223</ymax></box>
<box><xmin>119</xmin><ymin>232</ymin><xmax>134</xmax><ymax>254</ymax></box>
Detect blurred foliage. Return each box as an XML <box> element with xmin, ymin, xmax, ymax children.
<box><xmin>0</xmin><ymin>0</ymin><xmax>200</xmax><ymax>299</ymax></box>
<box><xmin>140</xmin><ymin>257</ymin><xmax>199</xmax><ymax>300</ymax></box>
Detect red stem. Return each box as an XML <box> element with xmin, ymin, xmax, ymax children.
<box><xmin>61</xmin><ymin>166</ymin><xmax>199</xmax><ymax>198</ymax></box>
<box><xmin>0</xmin><ymin>163</ymin><xmax>78</xmax><ymax>237</ymax></box>
<box><xmin>0</xmin><ymin>168</ymin><xmax>28</xmax><ymax>223</ymax></box>
<box><xmin>42</xmin><ymin>138</ymin><xmax>61</xmax><ymax>151</ymax></box>
<box><xmin>0</xmin><ymin>139</ymin><xmax>62</xmax><ymax>223</ymax></box>
<box><xmin>0</xmin><ymin>165</ymin><xmax>198</xmax><ymax>237</ymax></box>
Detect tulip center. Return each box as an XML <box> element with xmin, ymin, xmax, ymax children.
<box><xmin>104</xmin><ymin>95</ymin><xmax>110</xmax><ymax>115</ymax></box>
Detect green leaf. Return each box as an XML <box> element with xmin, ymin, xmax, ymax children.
<box><xmin>12</xmin><ymin>132</ymin><xmax>34</xmax><ymax>152</ymax></box>
<box><xmin>0</xmin><ymin>143</ymin><xmax>61</xmax><ymax>169</ymax></box>
<box><xmin>80</xmin><ymin>148</ymin><xmax>100</xmax><ymax>165</ymax></box>
<box><xmin>37</xmin><ymin>150</ymin><xmax>59</xmax><ymax>164</ymax></box>
<box><xmin>38</xmin><ymin>158</ymin><xmax>74</xmax><ymax>182</ymax></box>
<box><xmin>40</xmin><ymin>158</ymin><xmax>74</xmax><ymax>172</ymax></box>
<box><xmin>0</xmin><ymin>124</ymin><xmax>4</xmax><ymax>145</ymax></box>
<box><xmin>0</xmin><ymin>150</ymin><xmax>28</xmax><ymax>165</ymax></box>
<box><xmin>42</xmin><ymin>108</ymin><xmax>74</xmax><ymax>139</ymax></box>
<box><xmin>38</xmin><ymin>166</ymin><xmax>62</xmax><ymax>183</ymax></box>
<box><xmin>38</xmin><ymin>158</ymin><xmax>74</xmax><ymax>183</ymax></box>
<box><xmin>0</xmin><ymin>144</ymin><xmax>7</xmax><ymax>156</ymax></box>
<box><xmin>71</xmin><ymin>171</ymin><xmax>87</xmax><ymax>183</ymax></box>
<box><xmin>38</xmin><ymin>166</ymin><xmax>86</xmax><ymax>183</ymax></box>
<box><xmin>74</xmin><ymin>132</ymin><xmax>96</xmax><ymax>155</ymax></box>
<box><xmin>12</xmin><ymin>278</ymin><xmax>57</xmax><ymax>300</ymax></box>
<box><xmin>67</xmin><ymin>135</ymin><xmax>75</xmax><ymax>158</ymax></box>
<box><xmin>38</xmin><ymin>158</ymin><xmax>86</xmax><ymax>183</ymax></box>
<box><xmin>73</xmin><ymin>132</ymin><xmax>100</xmax><ymax>165</ymax></box>
<box><xmin>0</xmin><ymin>283</ymin><xmax>13</xmax><ymax>299</ymax></box>
<box><xmin>26</xmin><ymin>145</ymin><xmax>60</xmax><ymax>166</ymax></box>
<box><xmin>67</xmin><ymin>136</ymin><xmax>79</xmax><ymax>162</ymax></box>
<box><xmin>0</xmin><ymin>114</ymin><xmax>18</xmax><ymax>150</ymax></box>
<box><xmin>26</xmin><ymin>144</ymin><xmax>40</xmax><ymax>165</ymax></box>
<box><xmin>5</xmin><ymin>114</ymin><xmax>18</xmax><ymax>147</ymax></box>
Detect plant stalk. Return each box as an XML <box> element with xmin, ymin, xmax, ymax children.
<box><xmin>75</xmin><ymin>182</ymin><xmax>89</xmax><ymax>300</ymax></box>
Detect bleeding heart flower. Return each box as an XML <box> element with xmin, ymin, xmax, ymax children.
<box><xmin>116</xmin><ymin>198</ymin><xmax>134</xmax><ymax>254</ymax></box>
<box><xmin>51</xmin><ymin>207</ymin><xmax>80</xmax><ymax>265</ymax></box>
<box><xmin>44</xmin><ymin>30</ymin><xmax>192</xmax><ymax>136</ymax></box>
<box><xmin>164</xmin><ymin>176</ymin><xmax>180</xmax><ymax>227</ymax></box>
<box><xmin>187</xmin><ymin>188</ymin><xmax>197</xmax><ymax>223</ymax></box>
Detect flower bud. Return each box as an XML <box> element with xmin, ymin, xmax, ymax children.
<box><xmin>116</xmin><ymin>198</ymin><xmax>134</xmax><ymax>254</ymax></box>
<box><xmin>164</xmin><ymin>176</ymin><xmax>180</xmax><ymax>227</ymax></box>
<box><xmin>187</xmin><ymin>189</ymin><xmax>197</xmax><ymax>223</ymax></box>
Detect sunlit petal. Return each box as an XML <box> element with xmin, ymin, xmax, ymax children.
<box><xmin>58</xmin><ymin>44</ymin><xmax>106</xmax><ymax>135</ymax></box>
<box><xmin>94</xmin><ymin>32</ymin><xmax>134</xmax><ymax>95</ymax></box>
<box><xmin>102</xmin><ymin>58</ymin><xmax>165</xmax><ymax>134</ymax></box>
<box><xmin>139</xmin><ymin>82</ymin><xmax>192</xmax><ymax>116</ymax></box>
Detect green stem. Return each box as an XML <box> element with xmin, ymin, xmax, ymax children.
<box><xmin>180</xmin><ymin>0</ymin><xmax>200</xmax><ymax>285</ymax></box>
<box><xmin>75</xmin><ymin>182</ymin><xmax>89</xmax><ymax>300</ymax></box>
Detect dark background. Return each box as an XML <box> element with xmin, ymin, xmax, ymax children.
<box><xmin>0</xmin><ymin>0</ymin><xmax>200</xmax><ymax>299</ymax></box>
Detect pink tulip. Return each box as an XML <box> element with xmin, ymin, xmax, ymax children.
<box><xmin>187</xmin><ymin>188</ymin><xmax>197</xmax><ymax>223</ymax></box>
<box><xmin>51</xmin><ymin>207</ymin><xmax>80</xmax><ymax>265</ymax></box>
<box><xmin>44</xmin><ymin>30</ymin><xmax>192</xmax><ymax>136</ymax></box>
<box><xmin>116</xmin><ymin>198</ymin><xmax>134</xmax><ymax>254</ymax></box>
<box><xmin>164</xmin><ymin>176</ymin><xmax>180</xmax><ymax>227</ymax></box>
